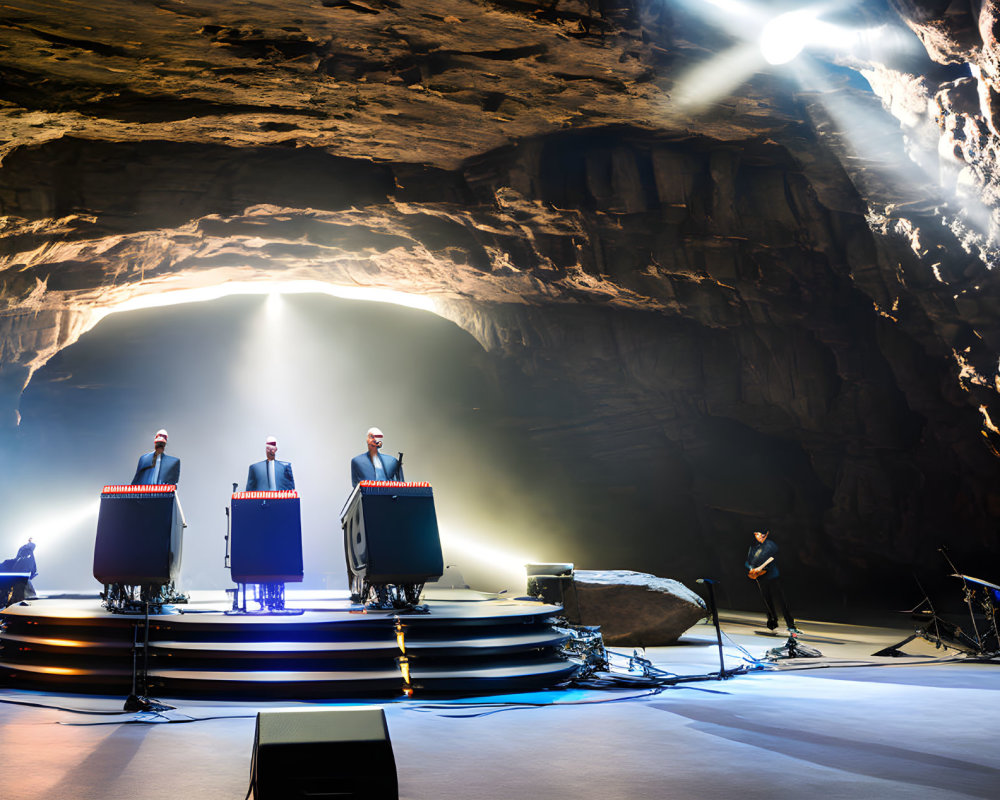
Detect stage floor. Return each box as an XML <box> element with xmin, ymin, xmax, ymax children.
<box><xmin>1</xmin><ymin>611</ymin><xmax>996</xmax><ymax>800</ymax></box>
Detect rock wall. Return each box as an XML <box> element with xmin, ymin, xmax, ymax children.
<box><xmin>2</xmin><ymin>1</ymin><xmax>1000</xmax><ymax>606</ymax></box>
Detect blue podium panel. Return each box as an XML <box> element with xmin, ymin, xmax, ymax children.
<box><xmin>341</xmin><ymin>482</ymin><xmax>444</xmax><ymax>584</ymax></box>
<box><xmin>93</xmin><ymin>485</ymin><xmax>184</xmax><ymax>584</ymax></box>
<box><xmin>231</xmin><ymin>491</ymin><xmax>304</xmax><ymax>583</ymax></box>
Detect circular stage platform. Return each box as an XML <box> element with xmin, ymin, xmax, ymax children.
<box><xmin>0</xmin><ymin>589</ymin><xmax>578</xmax><ymax>697</ymax></box>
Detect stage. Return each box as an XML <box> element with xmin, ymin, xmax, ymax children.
<box><xmin>0</xmin><ymin>611</ymin><xmax>996</xmax><ymax>800</ymax></box>
<box><xmin>0</xmin><ymin>588</ymin><xmax>576</xmax><ymax>697</ymax></box>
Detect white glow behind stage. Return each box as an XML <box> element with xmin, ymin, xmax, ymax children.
<box><xmin>1</xmin><ymin>290</ymin><xmax>563</xmax><ymax>596</ymax></box>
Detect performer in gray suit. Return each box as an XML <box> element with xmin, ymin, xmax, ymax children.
<box><xmin>347</xmin><ymin>427</ymin><xmax>404</xmax><ymax>603</ymax></box>
<box><xmin>246</xmin><ymin>435</ymin><xmax>295</xmax><ymax>491</ymax></box>
<box><xmin>350</xmin><ymin>427</ymin><xmax>403</xmax><ymax>487</ymax></box>
<box><xmin>132</xmin><ymin>429</ymin><xmax>180</xmax><ymax>485</ymax></box>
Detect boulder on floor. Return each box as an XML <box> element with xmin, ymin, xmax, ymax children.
<box><xmin>567</xmin><ymin>570</ymin><xmax>706</xmax><ymax>646</ymax></box>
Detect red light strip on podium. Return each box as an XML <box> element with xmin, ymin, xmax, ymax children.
<box><xmin>102</xmin><ymin>484</ymin><xmax>177</xmax><ymax>494</ymax></box>
<box><xmin>232</xmin><ymin>490</ymin><xmax>299</xmax><ymax>500</ymax></box>
<box><xmin>358</xmin><ymin>481</ymin><xmax>430</xmax><ymax>488</ymax></box>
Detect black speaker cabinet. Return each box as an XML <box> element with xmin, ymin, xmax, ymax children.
<box><xmin>230</xmin><ymin>492</ymin><xmax>304</xmax><ymax>583</ymax></box>
<box><xmin>341</xmin><ymin>483</ymin><xmax>443</xmax><ymax>584</ymax></box>
<box><xmin>251</xmin><ymin>707</ymin><xmax>398</xmax><ymax>800</ymax></box>
<box><xmin>93</xmin><ymin>487</ymin><xmax>184</xmax><ymax>585</ymax></box>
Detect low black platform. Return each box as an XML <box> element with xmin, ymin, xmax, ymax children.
<box><xmin>0</xmin><ymin>588</ymin><xmax>577</xmax><ymax>697</ymax></box>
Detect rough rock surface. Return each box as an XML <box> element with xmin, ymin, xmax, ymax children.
<box><xmin>569</xmin><ymin>569</ymin><xmax>706</xmax><ymax>646</ymax></box>
<box><xmin>3</xmin><ymin>1</ymin><xmax>1000</xmax><ymax>600</ymax></box>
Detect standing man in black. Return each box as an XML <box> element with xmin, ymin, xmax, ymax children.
<box><xmin>745</xmin><ymin>530</ymin><xmax>798</xmax><ymax>634</ymax></box>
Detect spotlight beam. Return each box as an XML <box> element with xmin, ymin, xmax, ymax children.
<box><xmin>439</xmin><ymin>532</ymin><xmax>536</xmax><ymax>579</ymax></box>
<box><xmin>675</xmin><ymin>41</ymin><xmax>766</xmax><ymax>111</ymax></box>
<box><xmin>13</xmin><ymin>500</ymin><xmax>100</xmax><ymax>550</ymax></box>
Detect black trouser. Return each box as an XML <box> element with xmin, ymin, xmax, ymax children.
<box><xmin>758</xmin><ymin>577</ymin><xmax>795</xmax><ymax>629</ymax></box>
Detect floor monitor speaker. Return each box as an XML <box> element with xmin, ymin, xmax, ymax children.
<box><xmin>251</xmin><ymin>706</ymin><xmax>398</xmax><ymax>799</ymax></box>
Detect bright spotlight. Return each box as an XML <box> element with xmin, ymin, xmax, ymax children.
<box><xmin>759</xmin><ymin>9</ymin><xmax>816</xmax><ymax>65</ymax></box>
<box><xmin>439</xmin><ymin>532</ymin><xmax>536</xmax><ymax>581</ymax></box>
<box><xmin>15</xmin><ymin>500</ymin><xmax>101</xmax><ymax>550</ymax></box>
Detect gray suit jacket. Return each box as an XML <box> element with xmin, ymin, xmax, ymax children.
<box><xmin>132</xmin><ymin>452</ymin><xmax>181</xmax><ymax>485</ymax></box>
<box><xmin>350</xmin><ymin>451</ymin><xmax>402</xmax><ymax>487</ymax></box>
<box><xmin>246</xmin><ymin>459</ymin><xmax>295</xmax><ymax>491</ymax></box>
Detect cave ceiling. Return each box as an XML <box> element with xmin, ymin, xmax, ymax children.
<box><xmin>3</xmin><ymin>0</ymin><xmax>1000</xmax><ymax>589</ymax></box>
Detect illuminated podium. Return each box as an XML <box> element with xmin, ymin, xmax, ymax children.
<box><xmin>230</xmin><ymin>490</ymin><xmax>304</xmax><ymax>584</ymax></box>
<box><xmin>341</xmin><ymin>481</ymin><xmax>444</xmax><ymax>606</ymax></box>
<box><xmin>93</xmin><ymin>484</ymin><xmax>184</xmax><ymax>586</ymax></box>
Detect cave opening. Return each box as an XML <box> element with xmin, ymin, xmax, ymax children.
<box><xmin>5</xmin><ymin>289</ymin><xmax>582</xmax><ymax>594</ymax></box>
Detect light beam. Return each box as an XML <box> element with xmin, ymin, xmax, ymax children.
<box><xmin>439</xmin><ymin>531</ymin><xmax>537</xmax><ymax>590</ymax></box>
<box><xmin>11</xmin><ymin>499</ymin><xmax>100</xmax><ymax>552</ymax></box>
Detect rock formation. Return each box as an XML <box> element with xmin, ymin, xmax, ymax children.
<box><xmin>567</xmin><ymin>569</ymin><xmax>707</xmax><ymax>646</ymax></box>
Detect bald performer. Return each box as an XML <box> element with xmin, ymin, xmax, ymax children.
<box><xmin>246</xmin><ymin>435</ymin><xmax>295</xmax><ymax>491</ymax></box>
<box><xmin>132</xmin><ymin>429</ymin><xmax>181</xmax><ymax>485</ymax></box>
<box><xmin>350</xmin><ymin>427</ymin><xmax>403</xmax><ymax>487</ymax></box>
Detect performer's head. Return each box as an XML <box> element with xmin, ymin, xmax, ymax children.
<box><xmin>265</xmin><ymin>435</ymin><xmax>278</xmax><ymax>461</ymax></box>
<box><xmin>753</xmin><ymin>530</ymin><xmax>769</xmax><ymax>544</ymax></box>
<box><xmin>366</xmin><ymin>427</ymin><xmax>384</xmax><ymax>453</ymax></box>
<box><xmin>153</xmin><ymin>429</ymin><xmax>169</xmax><ymax>452</ymax></box>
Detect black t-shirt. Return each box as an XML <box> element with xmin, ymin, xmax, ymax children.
<box><xmin>745</xmin><ymin>538</ymin><xmax>779</xmax><ymax>579</ymax></box>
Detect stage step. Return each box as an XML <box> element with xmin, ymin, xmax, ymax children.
<box><xmin>0</xmin><ymin>593</ymin><xmax>577</xmax><ymax>697</ymax></box>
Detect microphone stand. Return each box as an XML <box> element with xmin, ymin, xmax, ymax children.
<box><xmin>123</xmin><ymin>599</ymin><xmax>171</xmax><ymax>712</ymax></box>
<box><xmin>224</xmin><ymin>482</ymin><xmax>236</xmax><ymax>569</ymax></box>
<box><xmin>940</xmin><ymin>546</ymin><xmax>982</xmax><ymax>651</ymax></box>
<box><xmin>225</xmin><ymin>482</ymin><xmax>238</xmax><ymax>612</ymax></box>
<box><xmin>696</xmin><ymin>578</ymin><xmax>731</xmax><ymax>679</ymax></box>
